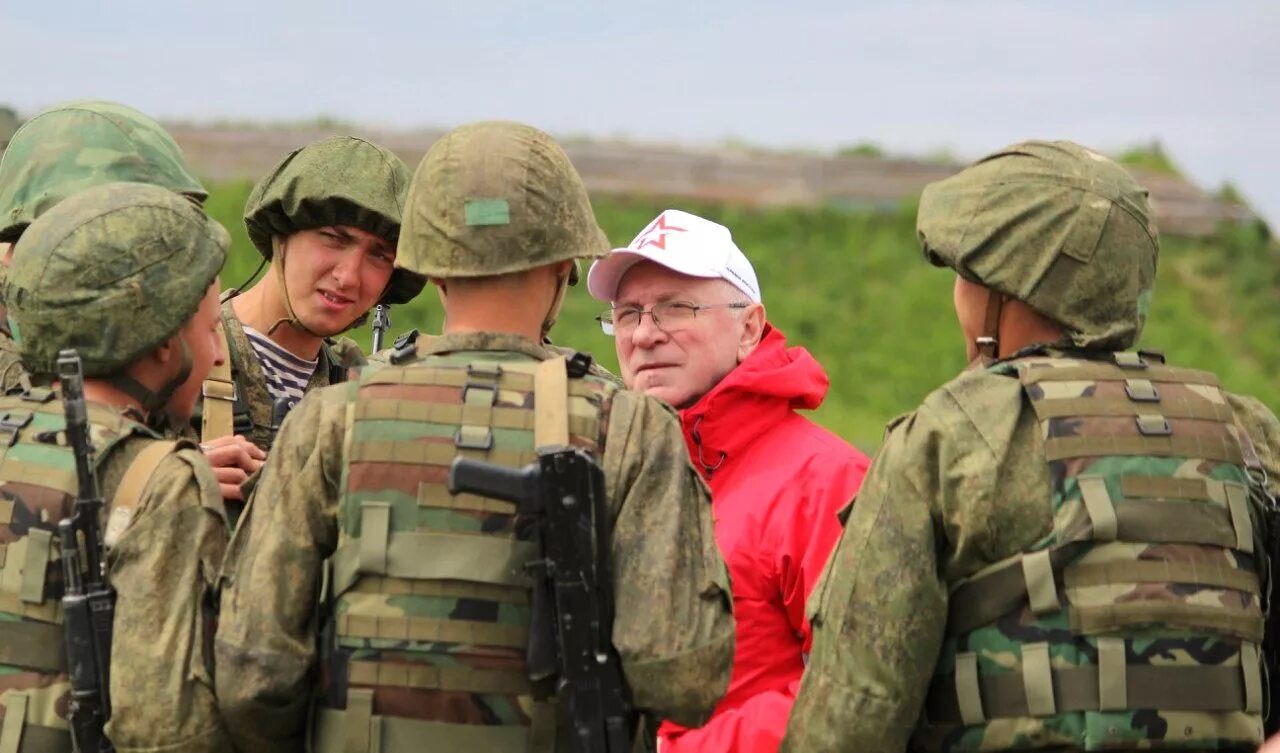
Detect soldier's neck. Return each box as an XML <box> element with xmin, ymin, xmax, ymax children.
<box><xmin>232</xmin><ymin>284</ymin><xmax>324</xmax><ymax>360</ymax></box>
<box><xmin>80</xmin><ymin>378</ymin><xmax>147</xmax><ymax>419</ymax></box>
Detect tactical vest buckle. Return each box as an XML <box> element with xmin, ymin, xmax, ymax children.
<box><xmin>1124</xmin><ymin>379</ymin><xmax>1161</xmax><ymax>403</ymax></box>
<box><xmin>1136</xmin><ymin>414</ymin><xmax>1172</xmax><ymax>437</ymax></box>
<box><xmin>566</xmin><ymin>352</ymin><xmax>593</xmax><ymax>378</ymax></box>
<box><xmin>454</xmin><ymin>425</ymin><xmax>494</xmax><ymax>451</ymax></box>
<box><xmin>18</xmin><ymin>387</ymin><xmax>54</xmax><ymax>403</ymax></box>
<box><xmin>1113</xmin><ymin>352</ymin><xmax>1148</xmax><ymax>369</ymax></box>
<box><xmin>392</xmin><ymin>329</ymin><xmax>419</xmax><ymax>350</ymax></box>
<box><xmin>0</xmin><ymin>410</ymin><xmax>33</xmax><ymax>447</ymax></box>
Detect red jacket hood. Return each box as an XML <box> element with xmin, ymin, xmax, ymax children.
<box><xmin>680</xmin><ymin>324</ymin><xmax>829</xmax><ymax>475</ymax></box>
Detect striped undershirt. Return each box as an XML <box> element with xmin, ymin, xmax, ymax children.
<box><xmin>242</xmin><ymin>324</ymin><xmax>319</xmax><ymax>404</ymax></box>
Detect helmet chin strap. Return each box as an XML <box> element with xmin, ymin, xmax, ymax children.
<box><xmin>266</xmin><ymin>236</ymin><xmax>323</xmax><ymax>338</ymax></box>
<box><xmin>540</xmin><ymin>269</ymin><xmax>571</xmax><ymax>338</ymax></box>
<box><xmin>973</xmin><ymin>291</ymin><xmax>1006</xmax><ymax>363</ymax></box>
<box><xmin>107</xmin><ymin>335</ymin><xmax>193</xmax><ymax>432</ymax></box>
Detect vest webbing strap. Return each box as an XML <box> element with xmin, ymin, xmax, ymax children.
<box><xmin>927</xmin><ymin>661</ymin><xmax>1258</xmax><ymax>723</ymax></box>
<box><xmin>1044</xmin><ymin>434</ymin><xmax>1244</xmax><ymax>464</ymax></box>
<box><xmin>344</xmin><ymin>575</ymin><xmax>529</xmax><ymax>604</ymax></box>
<box><xmin>0</xmin><ymin>462</ymin><xmax>74</xmax><ymax>497</ymax></box>
<box><xmin>1071</xmin><ymin>601</ymin><xmax>1263</xmax><ymax>643</ymax></box>
<box><xmin>200</xmin><ymin>322</ymin><xmax>235</xmax><ymax>442</ymax></box>
<box><xmin>0</xmin><ymin>620</ymin><xmax>65</xmax><ymax>672</ymax></box>
<box><xmin>18</xmin><ymin>529</ymin><xmax>50</xmax><ymax>605</ymax></box>
<box><xmin>337</xmin><ymin>611</ymin><xmax>528</xmax><ymax>649</ymax></box>
<box><xmin>349</xmin><ymin>441</ymin><xmax>535</xmax><ymax>469</ymax></box>
<box><xmin>1021</xmin><ymin>363</ymin><xmax>1222</xmax><ymax>387</ymax></box>
<box><xmin>347</xmin><ymin>660</ymin><xmax>531</xmax><ymax>695</ymax></box>
<box><xmin>1030</xmin><ymin>396</ymin><xmax>1236</xmax><ymax>422</ymax></box>
<box><xmin>363</xmin><ymin>367</ymin><xmax>536</xmax><ymax>391</ymax></box>
<box><xmin>354</xmin><ymin>400</ymin><xmax>596</xmax><ymax>437</ymax></box>
<box><xmin>112</xmin><ymin>441</ymin><xmax>179</xmax><ymax>519</ymax></box>
<box><xmin>0</xmin><ymin>693</ymin><xmax>24</xmax><ymax>753</ymax></box>
<box><xmin>330</xmin><ymin>519</ymin><xmax>538</xmax><ymax>597</ymax></box>
<box><xmin>417</xmin><ymin>483</ymin><xmax>516</xmax><ymax>515</ymax></box>
<box><xmin>1064</xmin><ymin>559</ymin><xmax>1258</xmax><ymax>593</ymax></box>
<box><xmin>313</xmin><ymin>707</ymin><xmax>531</xmax><ymax>753</ymax></box>
<box><xmin>534</xmin><ymin>356</ymin><xmax>569</xmax><ymax>448</ymax></box>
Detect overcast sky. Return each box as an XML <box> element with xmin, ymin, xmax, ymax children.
<box><xmin>5</xmin><ymin>1</ymin><xmax>1278</xmax><ymax>224</ymax></box>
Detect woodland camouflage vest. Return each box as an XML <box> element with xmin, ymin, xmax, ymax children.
<box><xmin>919</xmin><ymin>351</ymin><xmax>1269</xmax><ymax>751</ymax></box>
<box><xmin>314</xmin><ymin>348</ymin><xmax>614</xmax><ymax>753</ymax></box>
<box><xmin>0</xmin><ymin>390</ymin><xmax>152</xmax><ymax>753</ymax></box>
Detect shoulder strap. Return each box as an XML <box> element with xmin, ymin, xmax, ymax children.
<box><xmin>533</xmin><ymin>356</ymin><xmax>569</xmax><ymax>448</ymax></box>
<box><xmin>201</xmin><ymin>321</ymin><xmax>236</xmax><ymax>442</ymax></box>
<box><xmin>105</xmin><ymin>440</ymin><xmax>180</xmax><ymax>548</ymax></box>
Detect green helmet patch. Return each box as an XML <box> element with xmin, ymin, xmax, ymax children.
<box><xmin>243</xmin><ymin>135</ymin><xmax>423</xmax><ymax>305</ymax></box>
<box><xmin>0</xmin><ymin>100</ymin><xmax>207</xmax><ymax>242</ymax></box>
<box><xmin>918</xmin><ymin>139</ymin><xmax>1159</xmax><ymax>351</ymax></box>
<box><xmin>4</xmin><ymin>182</ymin><xmax>228</xmax><ymax>377</ymax></box>
<box><xmin>398</xmin><ymin>120</ymin><xmax>608</xmax><ymax>280</ymax></box>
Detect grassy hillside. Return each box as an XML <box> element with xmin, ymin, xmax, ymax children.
<box><xmin>206</xmin><ymin>182</ymin><xmax>1280</xmax><ymax>451</ymax></box>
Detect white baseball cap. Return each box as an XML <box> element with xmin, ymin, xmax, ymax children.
<box><xmin>586</xmin><ymin>209</ymin><xmax>762</xmax><ymax>303</ymax></box>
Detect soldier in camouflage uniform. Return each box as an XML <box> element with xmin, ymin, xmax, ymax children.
<box><xmin>0</xmin><ymin>99</ymin><xmax>207</xmax><ymax>396</ymax></box>
<box><xmin>0</xmin><ymin>182</ymin><xmax>234</xmax><ymax>752</ymax></box>
<box><xmin>216</xmin><ymin>120</ymin><xmax>736</xmax><ymax>753</ymax></box>
<box><xmin>782</xmin><ymin>141</ymin><xmax>1280</xmax><ymax>752</ymax></box>
<box><xmin>202</xmin><ymin>136</ymin><xmax>424</xmax><ymax>474</ymax></box>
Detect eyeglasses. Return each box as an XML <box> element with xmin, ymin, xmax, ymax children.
<box><xmin>596</xmin><ymin>301</ymin><xmax>749</xmax><ymax>336</ymax></box>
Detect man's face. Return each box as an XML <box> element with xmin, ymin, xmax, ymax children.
<box><xmin>279</xmin><ymin>225</ymin><xmax>395</xmax><ymax>336</ymax></box>
<box><xmin>168</xmin><ymin>280</ymin><xmax>225</xmax><ymax>424</ymax></box>
<box><xmin>613</xmin><ymin>261</ymin><xmax>753</xmax><ymax>409</ymax></box>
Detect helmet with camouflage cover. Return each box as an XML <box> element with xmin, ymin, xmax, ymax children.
<box><xmin>0</xmin><ymin>100</ymin><xmax>206</xmax><ymax>242</ymax></box>
<box><xmin>244</xmin><ymin>135</ymin><xmax>424</xmax><ymax>305</ymax></box>
<box><xmin>398</xmin><ymin>120</ymin><xmax>608</xmax><ymax>282</ymax></box>
<box><xmin>918</xmin><ymin>139</ymin><xmax>1159</xmax><ymax>351</ymax></box>
<box><xmin>4</xmin><ymin>182</ymin><xmax>227</xmax><ymax>378</ymax></box>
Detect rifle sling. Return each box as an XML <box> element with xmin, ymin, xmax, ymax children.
<box><xmin>533</xmin><ymin>356</ymin><xmax>569</xmax><ymax>448</ymax></box>
<box><xmin>201</xmin><ymin>322</ymin><xmax>235</xmax><ymax>442</ymax></box>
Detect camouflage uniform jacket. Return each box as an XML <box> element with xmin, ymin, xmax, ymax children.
<box><xmin>207</xmin><ymin>299</ymin><xmax>365</xmax><ymax>451</ymax></box>
<box><xmin>0</xmin><ymin>392</ymin><xmax>231</xmax><ymax>753</ymax></box>
<box><xmin>215</xmin><ymin>331</ymin><xmax>735</xmax><ymax>753</ymax></box>
<box><xmin>782</xmin><ymin>350</ymin><xmax>1280</xmax><ymax>753</ymax></box>
<box><xmin>0</xmin><ymin>303</ymin><xmax>26</xmax><ymax>394</ymax></box>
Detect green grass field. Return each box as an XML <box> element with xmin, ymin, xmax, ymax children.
<box><xmin>207</xmin><ymin>181</ymin><xmax>1280</xmax><ymax>451</ymax></box>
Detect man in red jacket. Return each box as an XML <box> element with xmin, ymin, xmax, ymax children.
<box><xmin>588</xmin><ymin>209</ymin><xmax>870</xmax><ymax>753</ymax></box>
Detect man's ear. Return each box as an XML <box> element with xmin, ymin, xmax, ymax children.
<box><xmin>737</xmin><ymin>303</ymin><xmax>766</xmax><ymax>362</ymax></box>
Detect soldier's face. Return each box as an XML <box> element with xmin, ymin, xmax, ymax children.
<box><xmin>613</xmin><ymin>261</ymin><xmax>753</xmax><ymax>409</ymax></box>
<box><xmin>169</xmin><ymin>281</ymin><xmax>226</xmax><ymax>424</ymax></box>
<box><xmin>278</xmin><ymin>226</ymin><xmax>395</xmax><ymax>336</ymax></box>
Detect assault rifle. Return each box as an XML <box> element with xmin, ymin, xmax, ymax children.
<box><xmin>449</xmin><ymin>447</ymin><xmax>634</xmax><ymax>753</ymax></box>
<box><xmin>371</xmin><ymin>304</ymin><xmax>391</xmax><ymax>353</ymax></box>
<box><xmin>56</xmin><ymin>349</ymin><xmax>115</xmax><ymax>753</ymax></box>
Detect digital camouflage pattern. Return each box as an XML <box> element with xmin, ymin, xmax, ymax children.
<box><xmin>217</xmin><ymin>331</ymin><xmax>735</xmax><ymax>753</ymax></box>
<box><xmin>0</xmin><ymin>393</ymin><xmax>231</xmax><ymax>753</ymax></box>
<box><xmin>3</xmin><ymin>182</ymin><xmax>228</xmax><ymax>377</ymax></box>
<box><xmin>918</xmin><ymin>140</ymin><xmax>1158</xmax><ymax>352</ymax></box>
<box><xmin>782</xmin><ymin>350</ymin><xmax>1278</xmax><ymax>752</ymax></box>
<box><xmin>243</xmin><ymin>136</ymin><xmax>424</xmax><ymax>305</ymax></box>
<box><xmin>397</xmin><ymin>121</ymin><xmax>609</xmax><ymax>280</ymax></box>
<box><xmin>0</xmin><ymin>100</ymin><xmax>206</xmax><ymax>243</ymax></box>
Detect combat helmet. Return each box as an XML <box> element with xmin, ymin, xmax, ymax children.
<box><xmin>918</xmin><ymin>140</ymin><xmax>1159</xmax><ymax>351</ymax></box>
<box><xmin>0</xmin><ymin>100</ymin><xmax>206</xmax><ymax>242</ymax></box>
<box><xmin>4</xmin><ymin>182</ymin><xmax>227</xmax><ymax>422</ymax></box>
<box><xmin>243</xmin><ymin>135</ymin><xmax>424</xmax><ymax>306</ymax></box>
<box><xmin>397</xmin><ymin>120</ymin><xmax>609</xmax><ymax>284</ymax></box>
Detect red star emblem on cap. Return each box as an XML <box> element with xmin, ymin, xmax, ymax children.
<box><xmin>635</xmin><ymin>213</ymin><xmax>687</xmax><ymax>251</ymax></box>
